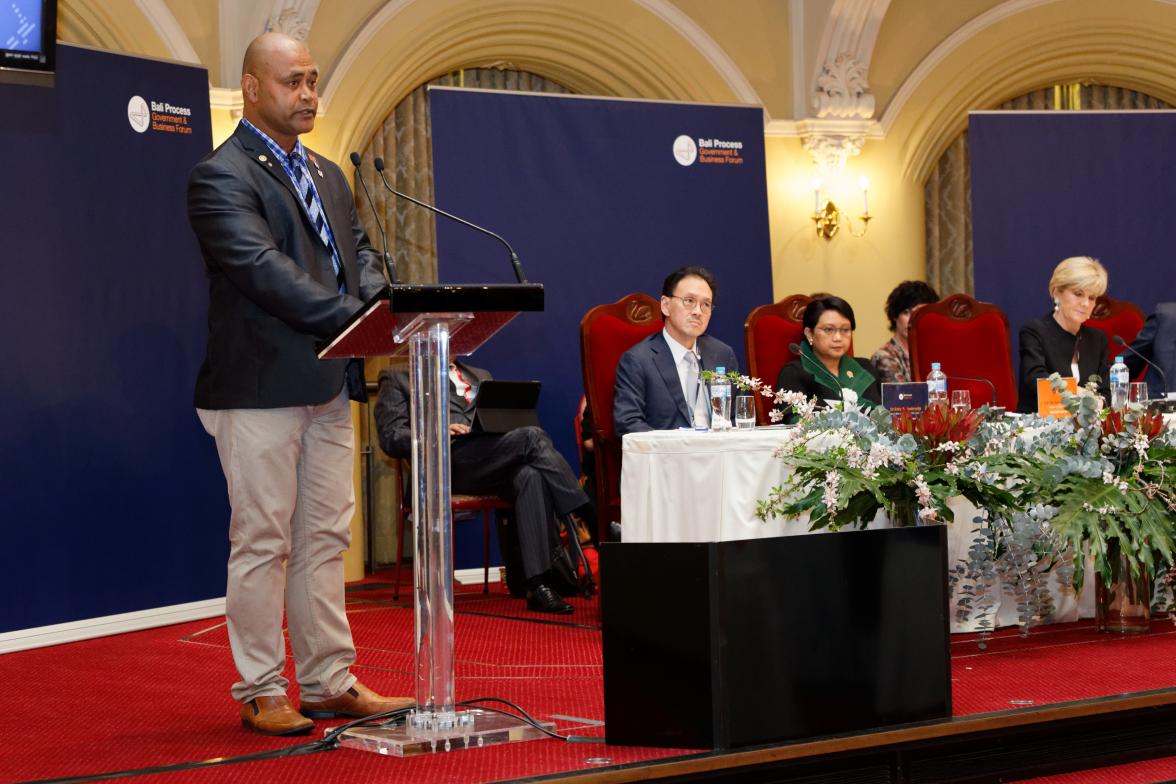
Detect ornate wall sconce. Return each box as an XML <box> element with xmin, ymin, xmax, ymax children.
<box><xmin>812</xmin><ymin>177</ymin><xmax>872</xmax><ymax>240</ymax></box>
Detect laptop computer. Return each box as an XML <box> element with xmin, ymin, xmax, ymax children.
<box><xmin>469</xmin><ymin>380</ymin><xmax>542</xmax><ymax>433</ymax></box>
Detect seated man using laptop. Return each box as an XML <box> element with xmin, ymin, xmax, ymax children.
<box><xmin>374</xmin><ymin>361</ymin><xmax>592</xmax><ymax>614</ymax></box>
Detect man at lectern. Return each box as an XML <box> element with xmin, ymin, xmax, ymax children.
<box><xmin>373</xmin><ymin>362</ymin><xmax>595</xmax><ymax>616</ymax></box>
<box><xmin>187</xmin><ymin>32</ymin><xmax>410</xmax><ymax>736</ymax></box>
<box><xmin>613</xmin><ymin>266</ymin><xmax>739</xmax><ymax>435</ymax></box>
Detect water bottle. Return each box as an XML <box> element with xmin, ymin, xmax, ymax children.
<box><xmin>927</xmin><ymin>362</ymin><xmax>948</xmax><ymax>405</ymax></box>
<box><xmin>709</xmin><ymin>365</ymin><xmax>732</xmax><ymax>430</ymax></box>
<box><xmin>1110</xmin><ymin>355</ymin><xmax>1129</xmax><ymax>410</ymax></box>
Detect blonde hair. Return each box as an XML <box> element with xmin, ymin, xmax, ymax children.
<box><xmin>1048</xmin><ymin>256</ymin><xmax>1107</xmax><ymax>299</ymax></box>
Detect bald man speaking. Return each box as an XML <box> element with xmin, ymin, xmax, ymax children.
<box><xmin>187</xmin><ymin>32</ymin><xmax>408</xmax><ymax>735</ymax></box>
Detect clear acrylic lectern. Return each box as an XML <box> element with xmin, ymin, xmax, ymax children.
<box><xmin>318</xmin><ymin>283</ymin><xmax>552</xmax><ymax>756</ymax></box>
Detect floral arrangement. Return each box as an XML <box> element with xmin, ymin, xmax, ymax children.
<box><xmin>702</xmin><ymin>370</ymin><xmax>1025</xmax><ymax>531</ymax></box>
<box><xmin>1018</xmin><ymin>375</ymin><xmax>1176</xmax><ymax>592</ymax></box>
<box><xmin>706</xmin><ymin>369</ymin><xmax>1176</xmax><ymax>636</ymax></box>
<box><xmin>755</xmin><ymin>403</ymin><xmax>1026</xmax><ymax>533</ymax></box>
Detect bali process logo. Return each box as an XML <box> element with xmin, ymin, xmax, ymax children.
<box><xmin>673</xmin><ymin>133</ymin><xmax>745</xmax><ymax>167</ymax></box>
<box><xmin>127</xmin><ymin>96</ymin><xmax>150</xmax><ymax>133</ymax></box>
<box><xmin>672</xmin><ymin>134</ymin><xmax>697</xmax><ymax>166</ymax></box>
<box><xmin>127</xmin><ymin>95</ymin><xmax>194</xmax><ymax>136</ymax></box>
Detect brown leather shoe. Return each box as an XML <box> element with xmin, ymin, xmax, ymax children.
<box><xmin>240</xmin><ymin>695</ymin><xmax>314</xmax><ymax>736</ymax></box>
<box><xmin>300</xmin><ymin>681</ymin><xmax>415</xmax><ymax>719</ymax></box>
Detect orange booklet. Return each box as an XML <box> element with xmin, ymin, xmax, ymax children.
<box><xmin>1036</xmin><ymin>377</ymin><xmax>1078</xmax><ymax>418</ymax></box>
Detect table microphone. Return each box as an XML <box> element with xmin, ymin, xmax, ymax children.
<box><xmin>371</xmin><ymin>157</ymin><xmax>529</xmax><ymax>284</ymax></box>
<box><xmin>348</xmin><ymin>152</ymin><xmax>399</xmax><ymax>285</ymax></box>
<box><xmin>1113</xmin><ymin>334</ymin><xmax>1168</xmax><ymax>394</ymax></box>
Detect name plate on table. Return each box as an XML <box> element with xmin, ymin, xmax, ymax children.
<box><xmin>882</xmin><ymin>382</ymin><xmax>927</xmax><ymax>416</ymax></box>
<box><xmin>1037</xmin><ymin>377</ymin><xmax>1077</xmax><ymax>419</ymax></box>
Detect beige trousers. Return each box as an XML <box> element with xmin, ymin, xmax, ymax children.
<box><xmin>198</xmin><ymin>389</ymin><xmax>358</xmax><ymax>703</ymax></box>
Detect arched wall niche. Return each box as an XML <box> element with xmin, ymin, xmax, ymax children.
<box><xmin>317</xmin><ymin>0</ymin><xmax>757</xmax><ymax>164</ymax></box>
<box><xmin>884</xmin><ymin>5</ymin><xmax>1176</xmax><ymax>184</ymax></box>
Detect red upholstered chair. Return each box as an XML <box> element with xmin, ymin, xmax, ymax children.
<box><xmin>744</xmin><ymin>295</ymin><xmax>856</xmax><ymax>423</ymax></box>
<box><xmin>580</xmin><ymin>293</ymin><xmax>663</xmax><ymax>541</ymax></box>
<box><xmin>393</xmin><ymin>464</ymin><xmax>509</xmax><ymax>600</ymax></box>
<box><xmin>744</xmin><ymin>295</ymin><xmax>810</xmax><ymax>424</ymax></box>
<box><xmin>1086</xmin><ymin>296</ymin><xmax>1146</xmax><ymax>378</ymax></box>
<box><xmin>908</xmin><ymin>294</ymin><xmax>1017</xmax><ymax>411</ymax></box>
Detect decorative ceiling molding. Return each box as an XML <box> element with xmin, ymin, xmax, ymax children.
<box><xmin>893</xmin><ymin>12</ymin><xmax>1176</xmax><ymax>183</ymax></box>
<box><xmin>321</xmin><ymin>0</ymin><xmax>763</xmax><ymax>115</ymax></box>
<box><xmin>800</xmin><ymin>0</ymin><xmax>888</xmax><ymax>168</ymax></box>
<box><xmin>132</xmin><ymin>0</ymin><xmax>198</xmax><ymax>63</ymax></box>
<box><xmin>880</xmin><ymin>0</ymin><xmax>1059</xmax><ymax>137</ymax></box>
<box><xmin>318</xmin><ymin>0</ymin><xmax>413</xmax><ymax>114</ymax></box>
<box><xmin>812</xmin><ymin>0</ymin><xmax>890</xmax><ymax>80</ymax></box>
<box><xmin>266</xmin><ymin>0</ymin><xmax>321</xmax><ymax>42</ymax></box>
<box><xmin>628</xmin><ymin>0</ymin><xmax>763</xmax><ymax>106</ymax></box>
<box><xmin>813</xmin><ymin>52</ymin><xmax>874</xmax><ymax>119</ymax></box>
<box><xmin>797</xmin><ymin>118</ymin><xmax>882</xmax><ymax>170</ymax></box>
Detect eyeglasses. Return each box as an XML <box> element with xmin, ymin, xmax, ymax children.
<box><xmin>815</xmin><ymin>326</ymin><xmax>853</xmax><ymax>337</ymax></box>
<box><xmin>668</xmin><ymin>295</ymin><xmax>714</xmax><ymax>313</ymax></box>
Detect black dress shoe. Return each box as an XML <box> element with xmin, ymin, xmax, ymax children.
<box><xmin>527</xmin><ymin>584</ymin><xmax>574</xmax><ymax>614</ymax></box>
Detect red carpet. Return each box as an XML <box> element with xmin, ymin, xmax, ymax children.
<box><xmin>2</xmin><ymin>574</ymin><xmax>1175</xmax><ymax>783</ymax></box>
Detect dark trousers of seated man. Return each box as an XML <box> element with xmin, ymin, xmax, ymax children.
<box><xmin>451</xmin><ymin>425</ymin><xmax>588</xmax><ymax>587</ymax></box>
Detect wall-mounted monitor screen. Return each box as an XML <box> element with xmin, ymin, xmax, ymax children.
<box><xmin>1</xmin><ymin>0</ymin><xmax>57</xmax><ymax>87</ymax></box>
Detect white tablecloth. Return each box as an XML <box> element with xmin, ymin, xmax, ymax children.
<box><xmin>620</xmin><ymin>427</ymin><xmax>1093</xmax><ymax>632</ymax></box>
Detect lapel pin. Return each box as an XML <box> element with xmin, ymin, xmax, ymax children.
<box><xmin>847</xmin><ymin>371</ymin><xmax>854</xmax><ymax>378</ymax></box>
<box><xmin>309</xmin><ymin>153</ymin><xmax>324</xmax><ymax>177</ymax></box>
<box><xmin>258</xmin><ymin>154</ymin><xmax>268</xmax><ymax>162</ymax></box>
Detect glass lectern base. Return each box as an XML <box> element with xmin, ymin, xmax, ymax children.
<box><xmin>338</xmin><ymin>709</ymin><xmax>556</xmax><ymax>757</ymax></box>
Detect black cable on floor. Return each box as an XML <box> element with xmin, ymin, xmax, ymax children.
<box><xmin>16</xmin><ymin>698</ymin><xmax>604</xmax><ymax>784</ymax></box>
<box><xmin>13</xmin><ymin>707</ymin><xmax>413</xmax><ymax>784</ymax></box>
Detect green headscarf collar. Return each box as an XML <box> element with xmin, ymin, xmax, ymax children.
<box><xmin>798</xmin><ymin>340</ymin><xmax>876</xmax><ymax>405</ymax></box>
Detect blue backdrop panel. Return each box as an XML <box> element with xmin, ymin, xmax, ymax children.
<box><xmin>429</xmin><ymin>88</ymin><xmax>772</xmax><ymax>468</ymax></box>
<box><xmin>0</xmin><ymin>44</ymin><xmax>224</xmax><ymax>632</ymax></box>
<box><xmin>971</xmin><ymin>111</ymin><xmax>1176</xmax><ymax>358</ymax></box>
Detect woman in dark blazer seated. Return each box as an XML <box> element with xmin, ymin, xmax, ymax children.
<box><xmin>776</xmin><ymin>296</ymin><xmax>881</xmax><ymax>422</ymax></box>
<box><xmin>1017</xmin><ymin>255</ymin><xmax>1110</xmax><ymax>413</ymax></box>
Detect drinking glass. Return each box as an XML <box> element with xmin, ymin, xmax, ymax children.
<box><xmin>734</xmin><ymin>395</ymin><xmax>756</xmax><ymax>429</ymax></box>
<box><xmin>1128</xmin><ymin>382</ymin><xmax>1149</xmax><ymax>404</ymax></box>
<box><xmin>950</xmin><ymin>389</ymin><xmax>971</xmax><ymax>413</ymax></box>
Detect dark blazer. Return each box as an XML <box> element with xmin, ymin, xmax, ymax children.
<box><xmin>1017</xmin><ymin>315</ymin><xmax>1109</xmax><ymax>413</ymax></box>
<box><xmin>775</xmin><ymin>357</ymin><xmax>882</xmax><ymax>411</ymax></box>
<box><xmin>187</xmin><ymin>124</ymin><xmax>387</xmax><ymax>409</ymax></box>
<box><xmin>374</xmin><ymin>361</ymin><xmax>491</xmax><ymax>459</ymax></box>
<box><xmin>613</xmin><ymin>332</ymin><xmax>739</xmax><ymax>437</ymax></box>
<box><xmin>1125</xmin><ymin>302</ymin><xmax>1176</xmax><ymax>398</ymax></box>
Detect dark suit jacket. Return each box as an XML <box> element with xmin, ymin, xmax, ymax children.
<box><xmin>1017</xmin><ymin>315</ymin><xmax>1109</xmax><ymax>413</ymax></box>
<box><xmin>374</xmin><ymin>361</ymin><xmax>491</xmax><ymax>459</ymax></box>
<box><xmin>613</xmin><ymin>332</ymin><xmax>739</xmax><ymax>436</ymax></box>
<box><xmin>1125</xmin><ymin>302</ymin><xmax>1176</xmax><ymax>398</ymax></box>
<box><xmin>774</xmin><ymin>357</ymin><xmax>882</xmax><ymax>421</ymax></box>
<box><xmin>187</xmin><ymin>124</ymin><xmax>386</xmax><ymax>409</ymax></box>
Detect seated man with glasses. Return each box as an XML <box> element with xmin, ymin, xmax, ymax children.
<box><xmin>613</xmin><ymin>266</ymin><xmax>739</xmax><ymax>436</ymax></box>
<box><xmin>775</xmin><ymin>295</ymin><xmax>881</xmax><ymax>422</ymax></box>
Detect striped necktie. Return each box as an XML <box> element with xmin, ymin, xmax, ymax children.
<box><xmin>287</xmin><ymin>151</ymin><xmax>346</xmax><ymax>293</ymax></box>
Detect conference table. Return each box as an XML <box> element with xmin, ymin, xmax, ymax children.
<box><xmin>620</xmin><ymin>426</ymin><xmax>1094</xmax><ymax>633</ymax></box>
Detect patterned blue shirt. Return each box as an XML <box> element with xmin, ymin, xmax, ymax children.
<box><xmin>239</xmin><ymin>118</ymin><xmax>344</xmax><ymax>289</ymax></box>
